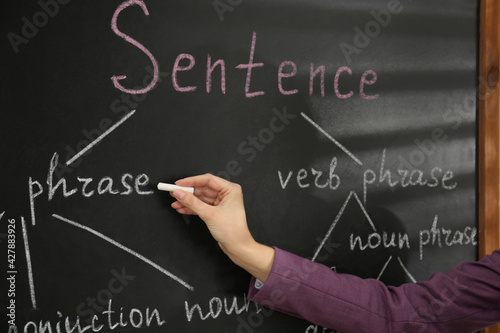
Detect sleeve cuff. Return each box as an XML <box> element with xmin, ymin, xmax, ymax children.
<box><xmin>254</xmin><ymin>278</ymin><xmax>265</xmax><ymax>290</ymax></box>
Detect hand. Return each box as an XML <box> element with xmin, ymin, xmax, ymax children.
<box><xmin>171</xmin><ymin>173</ymin><xmax>250</xmax><ymax>251</ymax></box>
<box><xmin>170</xmin><ymin>174</ymin><xmax>274</xmax><ymax>282</ymax></box>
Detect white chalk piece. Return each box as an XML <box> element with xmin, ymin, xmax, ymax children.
<box><xmin>157</xmin><ymin>182</ymin><xmax>194</xmax><ymax>194</ymax></box>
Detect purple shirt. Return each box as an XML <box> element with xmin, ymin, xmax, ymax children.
<box><xmin>248</xmin><ymin>247</ymin><xmax>500</xmax><ymax>333</ymax></box>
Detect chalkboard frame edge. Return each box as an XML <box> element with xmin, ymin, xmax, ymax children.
<box><xmin>478</xmin><ymin>1</ymin><xmax>500</xmax><ymax>332</ymax></box>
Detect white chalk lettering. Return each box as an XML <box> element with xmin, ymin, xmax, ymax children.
<box><xmin>185</xmin><ymin>294</ymin><xmax>253</xmax><ymax>322</ymax></box>
<box><xmin>363</xmin><ymin>148</ymin><xmax>458</xmax><ymax>203</ymax></box>
<box><xmin>418</xmin><ymin>215</ymin><xmax>477</xmax><ymax>260</ymax></box>
<box><xmin>28</xmin><ymin>153</ymin><xmax>153</xmax><ymax>225</ymax></box>
<box><xmin>350</xmin><ymin>231</ymin><xmax>410</xmax><ymax>251</ymax></box>
<box><xmin>278</xmin><ymin>156</ymin><xmax>340</xmax><ymax>190</ymax></box>
<box><xmin>22</xmin><ymin>300</ymin><xmax>165</xmax><ymax>333</ymax></box>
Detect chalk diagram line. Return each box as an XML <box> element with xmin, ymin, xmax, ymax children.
<box><xmin>0</xmin><ymin>210</ymin><xmax>7</xmax><ymax>231</ymax></box>
<box><xmin>300</xmin><ymin>108</ymin><xmax>415</xmax><ymax>281</ymax></box>
<box><xmin>55</xmin><ymin>107</ymin><xmax>194</xmax><ymax>294</ymax></box>
<box><xmin>65</xmin><ymin>109</ymin><xmax>136</xmax><ymax>166</ymax></box>
<box><xmin>300</xmin><ymin>112</ymin><xmax>363</xmax><ymax>166</ymax></box>
<box><xmin>52</xmin><ymin>214</ymin><xmax>194</xmax><ymax>291</ymax></box>
<box><xmin>376</xmin><ymin>256</ymin><xmax>416</xmax><ymax>283</ymax></box>
<box><xmin>312</xmin><ymin>192</ymin><xmax>417</xmax><ymax>284</ymax></box>
<box><xmin>397</xmin><ymin>257</ymin><xmax>417</xmax><ymax>283</ymax></box>
<box><xmin>377</xmin><ymin>255</ymin><xmax>393</xmax><ymax>280</ymax></box>
<box><xmin>312</xmin><ymin>191</ymin><xmax>375</xmax><ymax>262</ymax></box>
<box><xmin>21</xmin><ymin>216</ymin><xmax>38</xmax><ymax>309</ymax></box>
<box><xmin>0</xmin><ymin>211</ymin><xmax>5</xmax><ymax>240</ymax></box>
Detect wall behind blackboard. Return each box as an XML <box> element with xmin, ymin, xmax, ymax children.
<box><xmin>1</xmin><ymin>0</ymin><xmax>478</xmax><ymax>332</ymax></box>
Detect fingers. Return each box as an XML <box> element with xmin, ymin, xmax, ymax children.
<box><xmin>171</xmin><ymin>200</ymin><xmax>192</xmax><ymax>212</ymax></box>
<box><xmin>171</xmin><ymin>199</ymin><xmax>198</xmax><ymax>215</ymax></box>
<box><xmin>170</xmin><ymin>190</ymin><xmax>218</xmax><ymax>206</ymax></box>
<box><xmin>194</xmin><ymin>186</ymin><xmax>220</xmax><ymax>202</ymax></box>
<box><xmin>175</xmin><ymin>174</ymin><xmax>232</xmax><ymax>206</ymax></box>
<box><xmin>170</xmin><ymin>173</ymin><xmax>239</xmax><ymax>219</ymax></box>
<box><xmin>172</xmin><ymin>205</ymin><xmax>196</xmax><ymax>215</ymax></box>
<box><xmin>172</xmin><ymin>189</ymin><xmax>210</xmax><ymax>217</ymax></box>
<box><xmin>175</xmin><ymin>173</ymin><xmax>230</xmax><ymax>192</ymax></box>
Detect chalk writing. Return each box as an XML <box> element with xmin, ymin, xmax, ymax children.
<box><xmin>76</xmin><ymin>267</ymin><xmax>136</xmax><ymax>324</ymax></box>
<box><xmin>52</xmin><ymin>214</ymin><xmax>194</xmax><ymax>291</ymax></box>
<box><xmin>278</xmin><ymin>156</ymin><xmax>340</xmax><ymax>190</ymax></box>
<box><xmin>28</xmin><ymin>153</ymin><xmax>153</xmax><ymax>226</ymax></box>
<box><xmin>4</xmin><ymin>2</ymin><xmax>480</xmax><ymax>332</ymax></box>
<box><xmin>65</xmin><ymin>110</ymin><xmax>136</xmax><ymax>166</ymax></box>
<box><xmin>419</xmin><ymin>215</ymin><xmax>477</xmax><ymax>260</ymax></box>
<box><xmin>236</xmin><ymin>31</ymin><xmax>265</xmax><ymax>98</ymax></box>
<box><xmin>110</xmin><ymin>6</ymin><xmax>381</xmax><ymax>99</ymax></box>
<box><xmin>397</xmin><ymin>256</ymin><xmax>417</xmax><ymax>283</ymax></box>
<box><xmin>363</xmin><ymin>148</ymin><xmax>458</xmax><ymax>204</ymax></box>
<box><xmin>185</xmin><ymin>294</ymin><xmax>260</xmax><ymax>322</ymax></box>
<box><xmin>313</xmin><ymin>191</ymin><xmax>376</xmax><ymax>262</ymax></box>
<box><xmin>21</xmin><ymin>217</ymin><xmax>37</xmax><ymax>309</ymax></box>
<box><xmin>22</xmin><ymin>300</ymin><xmax>165</xmax><ymax>333</ymax></box>
<box><xmin>301</xmin><ymin>113</ymin><xmax>363</xmax><ymax>165</ymax></box>
<box><xmin>350</xmin><ymin>231</ymin><xmax>410</xmax><ymax>251</ymax></box>
<box><xmin>110</xmin><ymin>0</ymin><xmax>159</xmax><ymax>94</ymax></box>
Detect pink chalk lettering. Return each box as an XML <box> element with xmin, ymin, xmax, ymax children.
<box><xmin>110</xmin><ymin>0</ymin><xmax>159</xmax><ymax>94</ymax></box>
<box><xmin>172</xmin><ymin>54</ymin><xmax>197</xmax><ymax>92</ymax></box>
<box><xmin>334</xmin><ymin>66</ymin><xmax>354</xmax><ymax>99</ymax></box>
<box><xmin>278</xmin><ymin>61</ymin><xmax>299</xmax><ymax>95</ymax></box>
<box><xmin>309</xmin><ymin>64</ymin><xmax>326</xmax><ymax>96</ymax></box>
<box><xmin>236</xmin><ymin>31</ymin><xmax>264</xmax><ymax>98</ymax></box>
<box><xmin>206</xmin><ymin>55</ymin><xmax>226</xmax><ymax>94</ymax></box>
<box><xmin>360</xmin><ymin>70</ymin><xmax>379</xmax><ymax>100</ymax></box>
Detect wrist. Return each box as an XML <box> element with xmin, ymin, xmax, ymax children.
<box><xmin>226</xmin><ymin>240</ymin><xmax>275</xmax><ymax>282</ymax></box>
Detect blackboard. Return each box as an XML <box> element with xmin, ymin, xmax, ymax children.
<box><xmin>2</xmin><ymin>0</ymin><xmax>479</xmax><ymax>332</ymax></box>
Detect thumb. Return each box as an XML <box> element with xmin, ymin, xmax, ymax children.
<box><xmin>173</xmin><ymin>190</ymin><xmax>209</xmax><ymax>217</ymax></box>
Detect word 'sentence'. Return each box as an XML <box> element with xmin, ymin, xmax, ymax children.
<box><xmin>110</xmin><ymin>0</ymin><xmax>379</xmax><ymax>99</ymax></box>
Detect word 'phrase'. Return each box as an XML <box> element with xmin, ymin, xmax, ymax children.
<box><xmin>28</xmin><ymin>153</ymin><xmax>153</xmax><ymax>225</ymax></box>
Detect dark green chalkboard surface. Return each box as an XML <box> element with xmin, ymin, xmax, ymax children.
<box><xmin>1</xmin><ymin>0</ymin><xmax>478</xmax><ymax>332</ymax></box>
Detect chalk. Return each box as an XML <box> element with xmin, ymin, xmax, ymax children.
<box><xmin>157</xmin><ymin>182</ymin><xmax>194</xmax><ymax>194</ymax></box>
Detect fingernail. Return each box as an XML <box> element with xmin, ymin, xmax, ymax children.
<box><xmin>173</xmin><ymin>190</ymin><xmax>185</xmax><ymax>199</ymax></box>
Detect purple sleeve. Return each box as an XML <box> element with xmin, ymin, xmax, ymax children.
<box><xmin>248</xmin><ymin>247</ymin><xmax>500</xmax><ymax>333</ymax></box>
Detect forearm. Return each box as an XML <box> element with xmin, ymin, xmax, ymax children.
<box><xmin>223</xmin><ymin>241</ymin><xmax>275</xmax><ymax>282</ymax></box>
